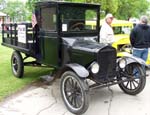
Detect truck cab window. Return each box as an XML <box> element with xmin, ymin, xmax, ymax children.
<box><xmin>60</xmin><ymin>6</ymin><xmax>98</xmax><ymax>32</ymax></box>
<box><xmin>41</xmin><ymin>7</ymin><xmax>56</xmax><ymax>31</ymax></box>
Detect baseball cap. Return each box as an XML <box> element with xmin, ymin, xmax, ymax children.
<box><xmin>105</xmin><ymin>13</ymin><xmax>114</xmax><ymax>19</ymax></box>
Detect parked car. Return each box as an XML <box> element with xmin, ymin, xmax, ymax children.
<box><xmin>86</xmin><ymin>19</ymin><xmax>133</xmax><ymax>53</ymax></box>
<box><xmin>86</xmin><ymin>19</ymin><xmax>150</xmax><ymax>65</ymax></box>
<box><xmin>110</xmin><ymin>19</ymin><xmax>150</xmax><ymax>65</ymax></box>
<box><xmin>110</xmin><ymin>19</ymin><xmax>133</xmax><ymax>53</ymax></box>
<box><xmin>1</xmin><ymin>1</ymin><xmax>147</xmax><ymax>114</ymax></box>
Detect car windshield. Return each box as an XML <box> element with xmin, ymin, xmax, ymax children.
<box><xmin>113</xmin><ymin>26</ymin><xmax>132</xmax><ymax>34</ymax></box>
<box><xmin>60</xmin><ymin>6</ymin><xmax>98</xmax><ymax>32</ymax></box>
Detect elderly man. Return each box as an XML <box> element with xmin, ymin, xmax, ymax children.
<box><xmin>130</xmin><ymin>15</ymin><xmax>150</xmax><ymax>62</ymax></box>
<box><xmin>100</xmin><ymin>13</ymin><xmax>114</xmax><ymax>44</ymax></box>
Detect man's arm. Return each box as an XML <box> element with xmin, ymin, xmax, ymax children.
<box><xmin>130</xmin><ymin>29</ymin><xmax>136</xmax><ymax>47</ymax></box>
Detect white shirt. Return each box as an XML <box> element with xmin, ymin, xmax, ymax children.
<box><xmin>100</xmin><ymin>21</ymin><xmax>114</xmax><ymax>44</ymax></box>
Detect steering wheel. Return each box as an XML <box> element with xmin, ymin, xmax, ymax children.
<box><xmin>69</xmin><ymin>22</ymin><xmax>85</xmax><ymax>31</ymax></box>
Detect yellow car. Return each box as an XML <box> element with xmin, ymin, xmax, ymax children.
<box><xmin>111</xmin><ymin>19</ymin><xmax>150</xmax><ymax>64</ymax></box>
<box><xmin>86</xmin><ymin>19</ymin><xmax>150</xmax><ymax>64</ymax></box>
<box><xmin>102</xmin><ymin>19</ymin><xmax>133</xmax><ymax>52</ymax></box>
<box><xmin>110</xmin><ymin>19</ymin><xmax>133</xmax><ymax>55</ymax></box>
<box><xmin>86</xmin><ymin>19</ymin><xmax>133</xmax><ymax>53</ymax></box>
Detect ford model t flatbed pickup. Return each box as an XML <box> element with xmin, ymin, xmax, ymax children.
<box><xmin>1</xmin><ymin>1</ymin><xmax>147</xmax><ymax>114</ymax></box>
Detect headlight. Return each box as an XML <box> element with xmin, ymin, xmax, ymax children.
<box><xmin>91</xmin><ymin>62</ymin><xmax>99</xmax><ymax>74</ymax></box>
<box><xmin>119</xmin><ymin>58</ymin><xmax>126</xmax><ymax>68</ymax></box>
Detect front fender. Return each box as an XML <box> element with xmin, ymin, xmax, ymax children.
<box><xmin>63</xmin><ymin>63</ymin><xmax>89</xmax><ymax>78</ymax></box>
<box><xmin>117</xmin><ymin>54</ymin><xmax>147</xmax><ymax>67</ymax></box>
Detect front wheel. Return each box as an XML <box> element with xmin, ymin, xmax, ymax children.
<box><xmin>60</xmin><ymin>71</ymin><xmax>89</xmax><ymax>114</ymax></box>
<box><xmin>11</xmin><ymin>51</ymin><xmax>24</xmax><ymax>78</ymax></box>
<box><xmin>118</xmin><ymin>63</ymin><xmax>146</xmax><ymax>95</ymax></box>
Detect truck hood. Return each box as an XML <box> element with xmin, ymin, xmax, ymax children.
<box><xmin>114</xmin><ymin>34</ymin><xmax>129</xmax><ymax>41</ymax></box>
<box><xmin>62</xmin><ymin>37</ymin><xmax>108</xmax><ymax>53</ymax></box>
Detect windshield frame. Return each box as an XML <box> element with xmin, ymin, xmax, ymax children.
<box><xmin>58</xmin><ymin>3</ymin><xmax>100</xmax><ymax>37</ymax></box>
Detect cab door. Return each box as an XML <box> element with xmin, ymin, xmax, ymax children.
<box><xmin>38</xmin><ymin>6</ymin><xmax>59</xmax><ymax>67</ymax></box>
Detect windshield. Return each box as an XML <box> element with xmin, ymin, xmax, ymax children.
<box><xmin>60</xmin><ymin>6</ymin><xmax>98</xmax><ymax>32</ymax></box>
<box><xmin>113</xmin><ymin>26</ymin><xmax>132</xmax><ymax>34</ymax></box>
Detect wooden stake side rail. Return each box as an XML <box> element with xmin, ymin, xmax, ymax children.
<box><xmin>1</xmin><ymin>23</ymin><xmax>35</xmax><ymax>55</ymax></box>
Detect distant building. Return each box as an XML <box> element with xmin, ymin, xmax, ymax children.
<box><xmin>0</xmin><ymin>12</ymin><xmax>7</xmax><ymax>31</ymax></box>
<box><xmin>0</xmin><ymin>12</ymin><xmax>7</xmax><ymax>24</ymax></box>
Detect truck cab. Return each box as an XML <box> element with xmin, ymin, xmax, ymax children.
<box><xmin>1</xmin><ymin>1</ymin><xmax>147</xmax><ymax>114</ymax></box>
<box><xmin>34</xmin><ymin>1</ymin><xmax>100</xmax><ymax>67</ymax></box>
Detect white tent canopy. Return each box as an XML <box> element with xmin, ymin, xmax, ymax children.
<box><xmin>0</xmin><ymin>12</ymin><xmax>7</xmax><ymax>17</ymax></box>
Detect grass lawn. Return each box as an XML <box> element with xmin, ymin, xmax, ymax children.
<box><xmin>0</xmin><ymin>34</ymin><xmax>52</xmax><ymax>101</ymax></box>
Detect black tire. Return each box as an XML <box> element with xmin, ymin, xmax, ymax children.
<box><xmin>60</xmin><ymin>71</ymin><xmax>89</xmax><ymax>114</ymax></box>
<box><xmin>11</xmin><ymin>51</ymin><xmax>24</xmax><ymax>78</ymax></box>
<box><xmin>118</xmin><ymin>63</ymin><xmax>146</xmax><ymax>95</ymax></box>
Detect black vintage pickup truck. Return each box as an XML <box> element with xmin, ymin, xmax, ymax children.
<box><xmin>1</xmin><ymin>1</ymin><xmax>146</xmax><ymax>114</ymax></box>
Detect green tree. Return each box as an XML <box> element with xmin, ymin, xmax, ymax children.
<box><xmin>2</xmin><ymin>1</ymin><xmax>27</xmax><ymax>22</ymax></box>
<box><xmin>115</xmin><ymin>0</ymin><xmax>149</xmax><ymax>20</ymax></box>
<box><xmin>25</xmin><ymin>0</ymin><xmax>150</xmax><ymax>21</ymax></box>
<box><xmin>0</xmin><ymin>0</ymin><xmax>6</xmax><ymax>10</ymax></box>
<box><xmin>98</xmin><ymin>0</ymin><xmax>119</xmax><ymax>18</ymax></box>
<box><xmin>26</xmin><ymin>0</ymin><xmax>41</xmax><ymax>20</ymax></box>
<box><xmin>65</xmin><ymin>0</ymin><xmax>119</xmax><ymax>18</ymax></box>
<box><xmin>26</xmin><ymin>0</ymin><xmax>40</xmax><ymax>12</ymax></box>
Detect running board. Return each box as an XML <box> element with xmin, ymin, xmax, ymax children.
<box><xmin>40</xmin><ymin>75</ymin><xmax>55</xmax><ymax>82</ymax></box>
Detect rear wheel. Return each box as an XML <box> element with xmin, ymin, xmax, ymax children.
<box><xmin>11</xmin><ymin>51</ymin><xmax>24</xmax><ymax>78</ymax></box>
<box><xmin>60</xmin><ymin>71</ymin><xmax>89</xmax><ymax>114</ymax></box>
<box><xmin>118</xmin><ymin>63</ymin><xmax>146</xmax><ymax>95</ymax></box>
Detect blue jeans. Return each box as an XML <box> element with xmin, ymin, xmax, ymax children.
<box><xmin>132</xmin><ymin>48</ymin><xmax>148</xmax><ymax>78</ymax></box>
<box><xmin>133</xmin><ymin>48</ymin><xmax>148</xmax><ymax>62</ymax></box>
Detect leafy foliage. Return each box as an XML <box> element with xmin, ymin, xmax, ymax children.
<box><xmin>64</xmin><ymin>0</ymin><xmax>149</xmax><ymax>19</ymax></box>
<box><xmin>0</xmin><ymin>0</ymin><xmax>6</xmax><ymax>10</ymax></box>
<box><xmin>116</xmin><ymin>0</ymin><xmax>150</xmax><ymax>20</ymax></box>
<box><xmin>0</xmin><ymin>0</ymin><xmax>150</xmax><ymax>22</ymax></box>
<box><xmin>26</xmin><ymin>0</ymin><xmax>40</xmax><ymax>12</ymax></box>
<box><xmin>1</xmin><ymin>1</ymin><xmax>27</xmax><ymax>22</ymax></box>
